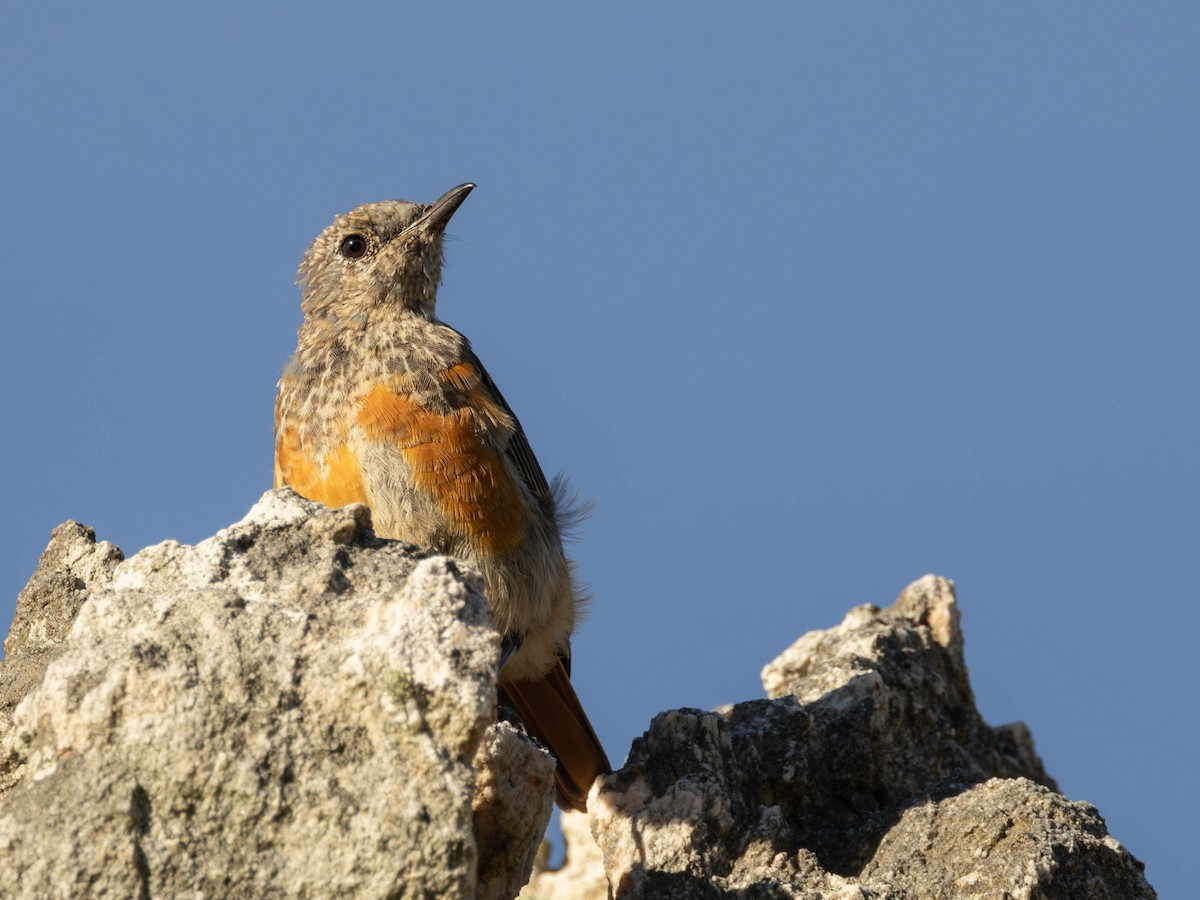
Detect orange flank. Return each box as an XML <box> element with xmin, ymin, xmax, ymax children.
<box><xmin>438</xmin><ymin>363</ymin><xmax>515</xmax><ymax>432</ymax></box>
<box><xmin>274</xmin><ymin>427</ymin><xmax>369</xmax><ymax>508</ymax></box>
<box><xmin>439</xmin><ymin>362</ymin><xmax>478</xmax><ymax>391</ymax></box>
<box><xmin>356</xmin><ymin>372</ymin><xmax>528</xmax><ymax>553</ymax></box>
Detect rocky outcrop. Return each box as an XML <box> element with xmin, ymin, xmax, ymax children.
<box><xmin>1</xmin><ymin>492</ymin><xmax>1155</xmax><ymax>898</ymax></box>
<box><xmin>0</xmin><ymin>490</ymin><xmax>553</xmax><ymax>898</ymax></box>
<box><xmin>0</xmin><ymin>521</ymin><xmax>124</xmax><ymax>797</ymax></box>
<box><xmin>530</xmin><ymin>577</ymin><xmax>1155</xmax><ymax>899</ymax></box>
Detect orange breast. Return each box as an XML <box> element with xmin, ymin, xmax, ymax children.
<box><xmin>275</xmin><ymin>363</ymin><xmax>529</xmax><ymax>553</ymax></box>
<box><xmin>274</xmin><ymin>425</ymin><xmax>369</xmax><ymax>509</ymax></box>
<box><xmin>356</xmin><ymin>376</ymin><xmax>528</xmax><ymax>553</ymax></box>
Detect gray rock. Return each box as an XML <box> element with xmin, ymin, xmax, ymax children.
<box><xmin>1</xmin><ymin>503</ymin><xmax>1156</xmax><ymax>899</ymax></box>
<box><xmin>587</xmin><ymin>576</ymin><xmax>1155</xmax><ymax>899</ymax></box>
<box><xmin>0</xmin><ymin>521</ymin><xmax>123</xmax><ymax>795</ymax></box>
<box><xmin>474</xmin><ymin>721</ymin><xmax>557</xmax><ymax>900</ymax></box>
<box><xmin>862</xmin><ymin>777</ymin><xmax>1154</xmax><ymax>900</ymax></box>
<box><xmin>0</xmin><ymin>489</ymin><xmax>554</xmax><ymax>898</ymax></box>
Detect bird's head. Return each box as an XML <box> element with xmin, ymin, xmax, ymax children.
<box><xmin>297</xmin><ymin>183</ymin><xmax>475</xmax><ymax>322</ymax></box>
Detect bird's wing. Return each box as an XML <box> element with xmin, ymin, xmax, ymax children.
<box><xmin>468</xmin><ymin>351</ymin><xmax>553</xmax><ymax>501</ymax></box>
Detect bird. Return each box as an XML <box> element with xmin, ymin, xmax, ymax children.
<box><xmin>273</xmin><ymin>183</ymin><xmax>610</xmax><ymax>811</ymax></box>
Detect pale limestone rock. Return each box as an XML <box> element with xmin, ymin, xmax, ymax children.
<box><xmin>0</xmin><ymin>521</ymin><xmax>123</xmax><ymax>795</ymax></box>
<box><xmin>0</xmin><ymin>489</ymin><xmax>554</xmax><ymax>898</ymax></box>
<box><xmin>1</xmin><ymin>508</ymin><xmax>1156</xmax><ymax>899</ymax></box>
<box><xmin>474</xmin><ymin>721</ymin><xmax>557</xmax><ymax>900</ymax></box>
<box><xmin>520</xmin><ymin>809</ymin><xmax>609</xmax><ymax>900</ymax></box>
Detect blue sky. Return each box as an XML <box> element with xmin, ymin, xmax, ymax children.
<box><xmin>3</xmin><ymin>4</ymin><xmax>1196</xmax><ymax>894</ymax></box>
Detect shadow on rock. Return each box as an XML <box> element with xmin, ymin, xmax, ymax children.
<box><xmin>584</xmin><ymin>577</ymin><xmax>1153</xmax><ymax>899</ymax></box>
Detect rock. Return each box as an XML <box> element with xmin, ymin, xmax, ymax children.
<box><xmin>0</xmin><ymin>521</ymin><xmax>123</xmax><ymax>795</ymax></box>
<box><xmin>521</xmin><ymin>809</ymin><xmax>609</xmax><ymax>900</ymax></box>
<box><xmin>1</xmin><ymin>503</ymin><xmax>1156</xmax><ymax>899</ymax></box>
<box><xmin>0</xmin><ymin>489</ymin><xmax>555</xmax><ymax>898</ymax></box>
<box><xmin>585</xmin><ymin>575</ymin><xmax>1155</xmax><ymax>899</ymax></box>
<box><xmin>862</xmin><ymin>777</ymin><xmax>1155</xmax><ymax>900</ymax></box>
<box><xmin>474</xmin><ymin>721</ymin><xmax>557</xmax><ymax>900</ymax></box>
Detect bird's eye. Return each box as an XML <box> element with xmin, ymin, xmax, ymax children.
<box><xmin>338</xmin><ymin>234</ymin><xmax>368</xmax><ymax>259</ymax></box>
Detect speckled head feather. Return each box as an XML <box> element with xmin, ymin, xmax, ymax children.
<box><xmin>297</xmin><ymin>183</ymin><xmax>474</xmax><ymax>319</ymax></box>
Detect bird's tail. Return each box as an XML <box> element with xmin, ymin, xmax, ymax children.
<box><xmin>499</xmin><ymin>659</ymin><xmax>611</xmax><ymax>812</ymax></box>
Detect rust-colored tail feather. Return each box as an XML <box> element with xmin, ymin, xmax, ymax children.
<box><xmin>499</xmin><ymin>659</ymin><xmax>611</xmax><ymax>812</ymax></box>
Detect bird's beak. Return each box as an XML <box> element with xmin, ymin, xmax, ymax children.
<box><xmin>412</xmin><ymin>183</ymin><xmax>475</xmax><ymax>236</ymax></box>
